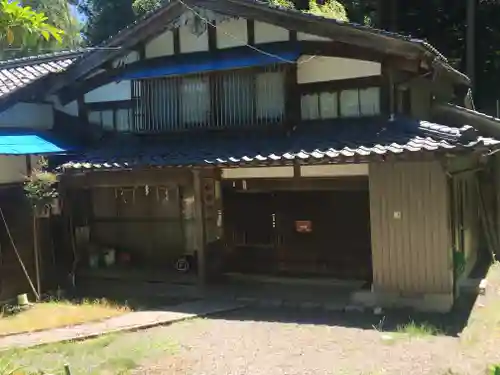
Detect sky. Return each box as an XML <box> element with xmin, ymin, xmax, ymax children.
<box><xmin>70</xmin><ymin>4</ymin><xmax>86</xmax><ymax>23</ymax></box>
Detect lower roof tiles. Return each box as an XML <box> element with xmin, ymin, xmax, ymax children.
<box><xmin>60</xmin><ymin>118</ymin><xmax>500</xmax><ymax>171</ymax></box>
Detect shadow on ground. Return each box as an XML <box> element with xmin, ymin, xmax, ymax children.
<box><xmin>83</xmin><ymin>289</ymin><xmax>478</xmax><ymax>338</ymax></box>
<box><xmin>72</xmin><ymin>263</ymin><xmax>490</xmax><ymax>338</ymax></box>
<box><xmin>199</xmin><ymin>291</ymin><xmax>478</xmax><ymax>337</ymax></box>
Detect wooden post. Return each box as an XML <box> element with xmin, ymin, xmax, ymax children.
<box><xmin>33</xmin><ymin>212</ymin><xmax>41</xmax><ymax>300</ymax></box>
<box><xmin>193</xmin><ymin>169</ymin><xmax>206</xmax><ymax>285</ymax></box>
<box><xmin>466</xmin><ymin>0</ymin><xmax>476</xmax><ymax>88</ymax></box>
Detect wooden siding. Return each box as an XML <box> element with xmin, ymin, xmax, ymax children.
<box><xmin>369</xmin><ymin>161</ymin><xmax>453</xmax><ymax>294</ymax></box>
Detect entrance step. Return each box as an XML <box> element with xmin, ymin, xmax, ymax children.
<box><xmin>225</xmin><ymin>273</ymin><xmax>366</xmax><ymax>288</ymax></box>
<box><xmin>231</xmin><ymin>296</ymin><xmax>364</xmax><ymax>313</ymax></box>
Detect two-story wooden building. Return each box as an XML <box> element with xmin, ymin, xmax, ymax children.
<box><xmin>3</xmin><ymin>0</ymin><xmax>500</xmax><ymax>311</ymax></box>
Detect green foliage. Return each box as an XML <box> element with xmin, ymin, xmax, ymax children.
<box><xmin>132</xmin><ymin>0</ymin><xmax>162</xmax><ymax>16</ymax></box>
<box><xmin>23</xmin><ymin>158</ymin><xmax>58</xmax><ymax>208</ymax></box>
<box><xmin>306</xmin><ymin>0</ymin><xmax>348</xmax><ymax>21</ymax></box>
<box><xmin>489</xmin><ymin>365</ymin><xmax>500</xmax><ymax>375</ymax></box>
<box><xmin>268</xmin><ymin>0</ymin><xmax>295</xmax><ymax>10</ymax></box>
<box><xmin>396</xmin><ymin>321</ymin><xmax>441</xmax><ymax>337</ymax></box>
<box><xmin>0</xmin><ymin>0</ymin><xmax>63</xmax><ymax>58</ymax></box>
<box><xmin>22</xmin><ymin>0</ymin><xmax>82</xmax><ymax>53</ymax></box>
<box><xmin>269</xmin><ymin>0</ymin><xmax>348</xmax><ymax>20</ymax></box>
<box><xmin>77</xmin><ymin>0</ymin><xmax>136</xmax><ymax>45</ymax></box>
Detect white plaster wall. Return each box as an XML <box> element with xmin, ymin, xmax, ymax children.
<box><xmin>0</xmin><ymin>103</ymin><xmax>53</xmax><ymax>130</ymax></box>
<box><xmin>0</xmin><ymin>156</ymin><xmax>28</xmax><ymax>184</ymax></box>
<box><xmin>254</xmin><ymin>21</ymin><xmax>289</xmax><ymax>44</ymax></box>
<box><xmin>49</xmin><ymin>95</ymin><xmax>79</xmax><ymax>116</ymax></box>
<box><xmin>179</xmin><ymin>25</ymin><xmax>209</xmax><ymax>53</ymax></box>
<box><xmin>297</xmin><ymin>56</ymin><xmax>381</xmax><ymax>84</ymax></box>
<box><xmin>216</xmin><ymin>18</ymin><xmax>248</xmax><ymax>49</ymax></box>
<box><xmin>145</xmin><ymin>30</ymin><xmax>175</xmax><ymax>58</ymax></box>
<box><xmin>84</xmin><ymin>81</ymin><xmax>132</xmax><ymax>103</ymax></box>
<box><xmin>112</xmin><ymin>51</ymin><xmax>140</xmax><ymax>68</ymax></box>
<box><xmin>61</xmin><ymin>101</ymin><xmax>79</xmax><ymax>116</ymax></box>
<box><xmin>297</xmin><ymin>32</ymin><xmax>330</xmax><ymax>41</ymax></box>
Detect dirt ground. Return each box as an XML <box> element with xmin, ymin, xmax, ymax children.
<box><xmin>132</xmin><ymin>265</ymin><xmax>500</xmax><ymax>375</ymax></box>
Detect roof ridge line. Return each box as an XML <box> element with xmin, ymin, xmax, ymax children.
<box><xmin>0</xmin><ymin>48</ymin><xmax>95</xmax><ymax>69</ymax></box>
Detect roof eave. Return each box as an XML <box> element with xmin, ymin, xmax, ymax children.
<box><xmin>433</xmin><ymin>103</ymin><xmax>500</xmax><ymax>139</ymax></box>
<box><xmin>47</xmin><ymin>0</ymin><xmax>470</xmax><ymax>95</ymax></box>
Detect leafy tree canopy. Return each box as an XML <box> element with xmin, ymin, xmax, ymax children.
<box><xmin>0</xmin><ymin>0</ymin><xmax>64</xmax><ymax>59</ymax></box>
<box><xmin>23</xmin><ymin>0</ymin><xmax>82</xmax><ymax>52</ymax></box>
<box><xmin>78</xmin><ymin>0</ymin><xmax>135</xmax><ymax>45</ymax></box>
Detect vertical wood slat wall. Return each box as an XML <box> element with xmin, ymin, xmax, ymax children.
<box><xmin>369</xmin><ymin>161</ymin><xmax>453</xmax><ymax>295</ymax></box>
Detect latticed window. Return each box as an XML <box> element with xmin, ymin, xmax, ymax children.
<box><xmin>301</xmin><ymin>86</ymin><xmax>381</xmax><ymax>120</ymax></box>
<box><xmin>131</xmin><ymin>66</ymin><xmax>286</xmax><ymax>133</ymax></box>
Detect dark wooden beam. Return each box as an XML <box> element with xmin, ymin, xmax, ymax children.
<box><xmin>207</xmin><ymin>23</ymin><xmax>219</xmax><ymax>127</ymax></box>
<box><xmin>58</xmin><ymin>40</ymin><xmax>395</xmax><ymax>104</ymax></box>
<box><xmin>85</xmin><ymin>100</ymin><xmax>134</xmax><ymax>111</ymax></box>
<box><xmin>48</xmin><ymin>1</ymin><xmax>186</xmax><ymax>96</ymax></box>
<box><xmin>137</xmin><ymin>42</ymin><xmax>146</xmax><ymax>60</ymax></box>
<box><xmin>173</xmin><ymin>28</ymin><xmax>181</xmax><ymax>55</ymax></box>
<box><xmin>77</xmin><ymin>94</ymin><xmax>87</xmax><ymax>123</ymax></box>
<box><xmin>193</xmin><ymin>169</ymin><xmax>207</xmax><ymax>286</ymax></box>
<box><xmin>194</xmin><ymin>0</ymin><xmax>420</xmax><ymax>59</ymax></box>
<box><xmin>207</xmin><ymin>23</ymin><xmax>217</xmax><ymax>51</ymax></box>
<box><xmin>285</xmin><ymin>64</ymin><xmax>300</xmax><ymax>130</ymax></box>
<box><xmin>380</xmin><ymin>60</ymin><xmax>391</xmax><ymax>115</ymax></box>
<box><xmin>247</xmin><ymin>19</ymin><xmax>255</xmax><ymax>45</ymax></box>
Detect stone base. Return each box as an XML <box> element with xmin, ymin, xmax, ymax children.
<box><xmin>351</xmin><ymin>290</ymin><xmax>454</xmax><ymax>313</ymax></box>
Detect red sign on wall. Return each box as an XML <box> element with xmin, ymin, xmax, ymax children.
<box><xmin>295</xmin><ymin>220</ymin><xmax>312</xmax><ymax>233</ymax></box>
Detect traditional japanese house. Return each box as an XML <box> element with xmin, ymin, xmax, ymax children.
<box><xmin>4</xmin><ymin>0</ymin><xmax>500</xmax><ymax>311</ymax></box>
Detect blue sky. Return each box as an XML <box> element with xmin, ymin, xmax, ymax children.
<box><xmin>70</xmin><ymin>4</ymin><xmax>86</xmax><ymax>23</ymax></box>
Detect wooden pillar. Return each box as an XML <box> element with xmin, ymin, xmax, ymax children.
<box><xmin>380</xmin><ymin>61</ymin><xmax>395</xmax><ymax>116</ymax></box>
<box><xmin>193</xmin><ymin>169</ymin><xmax>206</xmax><ymax>285</ymax></box>
<box><xmin>466</xmin><ymin>0</ymin><xmax>476</xmax><ymax>89</ymax></box>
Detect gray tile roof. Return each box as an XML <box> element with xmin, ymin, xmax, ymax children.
<box><xmin>60</xmin><ymin>118</ymin><xmax>500</xmax><ymax>171</ymax></box>
<box><xmin>0</xmin><ymin>49</ymin><xmax>93</xmax><ymax>99</ymax></box>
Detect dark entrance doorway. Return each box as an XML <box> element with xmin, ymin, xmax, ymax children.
<box><xmin>223</xmin><ymin>181</ymin><xmax>372</xmax><ymax>282</ymax></box>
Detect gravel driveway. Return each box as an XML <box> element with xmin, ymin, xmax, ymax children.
<box><xmin>133</xmin><ymin>306</ymin><xmax>500</xmax><ymax>375</ymax></box>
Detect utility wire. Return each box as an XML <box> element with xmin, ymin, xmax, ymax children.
<box><xmin>176</xmin><ymin>0</ymin><xmax>316</xmax><ymax>65</ymax></box>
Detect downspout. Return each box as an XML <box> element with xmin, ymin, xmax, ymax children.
<box><xmin>442</xmin><ymin>159</ymin><xmax>459</xmax><ymax>300</ymax></box>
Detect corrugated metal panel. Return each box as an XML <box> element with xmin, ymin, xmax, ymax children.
<box><xmin>369</xmin><ymin>161</ymin><xmax>452</xmax><ymax>294</ymax></box>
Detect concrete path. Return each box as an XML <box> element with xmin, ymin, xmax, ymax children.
<box><xmin>0</xmin><ymin>300</ymin><xmax>243</xmax><ymax>351</ymax></box>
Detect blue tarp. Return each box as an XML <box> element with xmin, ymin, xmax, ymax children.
<box><xmin>0</xmin><ymin>130</ymin><xmax>69</xmax><ymax>155</ymax></box>
<box><xmin>119</xmin><ymin>46</ymin><xmax>300</xmax><ymax>80</ymax></box>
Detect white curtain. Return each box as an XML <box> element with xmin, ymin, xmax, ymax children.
<box><xmin>340</xmin><ymin>89</ymin><xmax>360</xmax><ymax>117</ymax></box>
<box><xmin>221</xmin><ymin>72</ymin><xmax>254</xmax><ymax>126</ymax></box>
<box><xmin>181</xmin><ymin>76</ymin><xmax>210</xmax><ymax>127</ymax></box>
<box><xmin>301</xmin><ymin>93</ymin><xmax>320</xmax><ymax>120</ymax></box>
<box><xmin>256</xmin><ymin>71</ymin><xmax>285</xmax><ymax>121</ymax></box>
<box><xmin>359</xmin><ymin>87</ymin><xmax>380</xmax><ymax>116</ymax></box>
<box><xmin>319</xmin><ymin>92</ymin><xmax>338</xmax><ymax>119</ymax></box>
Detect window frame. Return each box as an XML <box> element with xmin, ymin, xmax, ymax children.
<box><xmin>299</xmin><ymin>76</ymin><xmax>383</xmax><ymax>121</ymax></box>
<box><xmin>132</xmin><ymin>65</ymin><xmax>287</xmax><ymax>133</ymax></box>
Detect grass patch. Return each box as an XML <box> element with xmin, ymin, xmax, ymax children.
<box><xmin>0</xmin><ymin>329</ymin><xmax>178</xmax><ymax>374</ymax></box>
<box><xmin>396</xmin><ymin>321</ymin><xmax>441</xmax><ymax>337</ymax></box>
<box><xmin>0</xmin><ymin>299</ymin><xmax>129</xmax><ymax>336</ymax></box>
